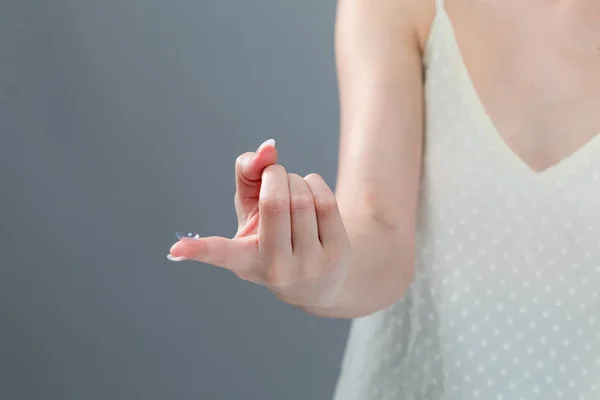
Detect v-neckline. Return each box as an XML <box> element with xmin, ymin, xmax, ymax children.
<box><xmin>431</xmin><ymin>9</ymin><xmax>600</xmax><ymax>179</ymax></box>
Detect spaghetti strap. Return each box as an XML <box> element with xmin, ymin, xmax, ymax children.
<box><xmin>435</xmin><ymin>0</ymin><xmax>445</xmax><ymax>12</ymax></box>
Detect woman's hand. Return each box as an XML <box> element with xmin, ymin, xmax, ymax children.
<box><xmin>168</xmin><ymin>139</ymin><xmax>352</xmax><ymax>308</ymax></box>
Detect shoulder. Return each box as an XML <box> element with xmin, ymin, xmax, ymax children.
<box><xmin>337</xmin><ymin>0</ymin><xmax>436</xmax><ymax>54</ymax></box>
<box><xmin>411</xmin><ymin>0</ymin><xmax>438</xmax><ymax>56</ymax></box>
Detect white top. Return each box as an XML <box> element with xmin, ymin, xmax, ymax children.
<box><xmin>333</xmin><ymin>2</ymin><xmax>600</xmax><ymax>399</ymax></box>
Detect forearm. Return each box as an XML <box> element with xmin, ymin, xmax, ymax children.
<box><xmin>300</xmin><ymin>212</ymin><xmax>415</xmax><ymax>319</ymax></box>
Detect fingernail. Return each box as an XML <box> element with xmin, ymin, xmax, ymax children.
<box><xmin>257</xmin><ymin>138</ymin><xmax>276</xmax><ymax>152</ymax></box>
<box><xmin>176</xmin><ymin>232</ymin><xmax>200</xmax><ymax>240</ymax></box>
<box><xmin>167</xmin><ymin>254</ymin><xmax>187</xmax><ymax>262</ymax></box>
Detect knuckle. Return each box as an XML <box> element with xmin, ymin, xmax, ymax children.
<box><xmin>259</xmin><ymin>196</ymin><xmax>289</xmax><ymax>217</ymax></box>
<box><xmin>290</xmin><ymin>193</ymin><xmax>314</xmax><ymax>212</ymax></box>
<box><xmin>314</xmin><ymin>195</ymin><xmax>338</xmax><ymax>217</ymax></box>
<box><xmin>235</xmin><ymin>152</ymin><xmax>253</xmax><ymax>168</ymax></box>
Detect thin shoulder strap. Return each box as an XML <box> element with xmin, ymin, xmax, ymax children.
<box><xmin>435</xmin><ymin>0</ymin><xmax>446</xmax><ymax>12</ymax></box>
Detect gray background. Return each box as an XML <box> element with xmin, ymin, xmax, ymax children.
<box><xmin>0</xmin><ymin>0</ymin><xmax>349</xmax><ymax>399</ymax></box>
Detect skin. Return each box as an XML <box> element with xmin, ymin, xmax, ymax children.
<box><xmin>168</xmin><ymin>0</ymin><xmax>599</xmax><ymax>318</ymax></box>
<box><xmin>414</xmin><ymin>0</ymin><xmax>600</xmax><ymax>172</ymax></box>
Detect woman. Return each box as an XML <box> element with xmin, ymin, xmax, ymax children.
<box><xmin>168</xmin><ymin>0</ymin><xmax>600</xmax><ymax>398</ymax></box>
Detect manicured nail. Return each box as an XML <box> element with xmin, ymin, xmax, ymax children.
<box><xmin>257</xmin><ymin>138</ymin><xmax>276</xmax><ymax>152</ymax></box>
<box><xmin>176</xmin><ymin>232</ymin><xmax>200</xmax><ymax>240</ymax></box>
<box><xmin>167</xmin><ymin>254</ymin><xmax>187</xmax><ymax>262</ymax></box>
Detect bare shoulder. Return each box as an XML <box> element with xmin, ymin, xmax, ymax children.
<box><xmin>336</xmin><ymin>0</ymin><xmax>436</xmax><ymax>59</ymax></box>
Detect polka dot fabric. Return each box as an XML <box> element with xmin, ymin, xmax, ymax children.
<box><xmin>333</xmin><ymin>3</ymin><xmax>600</xmax><ymax>400</ymax></box>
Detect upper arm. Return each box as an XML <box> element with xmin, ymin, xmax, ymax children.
<box><xmin>334</xmin><ymin>0</ymin><xmax>424</xmax><ymax>241</ymax></box>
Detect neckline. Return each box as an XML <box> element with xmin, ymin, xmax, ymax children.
<box><xmin>424</xmin><ymin>9</ymin><xmax>600</xmax><ymax>180</ymax></box>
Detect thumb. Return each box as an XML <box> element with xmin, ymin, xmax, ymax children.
<box><xmin>167</xmin><ymin>233</ymin><xmax>258</xmax><ymax>271</ymax></box>
<box><xmin>235</xmin><ymin>139</ymin><xmax>278</xmax><ymax>201</ymax></box>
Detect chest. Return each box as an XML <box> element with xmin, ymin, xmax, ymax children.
<box><xmin>424</xmin><ymin>0</ymin><xmax>600</xmax><ymax>173</ymax></box>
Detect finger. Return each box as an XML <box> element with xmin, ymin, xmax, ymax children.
<box><xmin>303</xmin><ymin>173</ymin><xmax>346</xmax><ymax>248</ymax></box>
<box><xmin>235</xmin><ymin>139</ymin><xmax>278</xmax><ymax>202</ymax></box>
<box><xmin>168</xmin><ymin>233</ymin><xmax>258</xmax><ymax>272</ymax></box>
<box><xmin>258</xmin><ymin>164</ymin><xmax>292</xmax><ymax>259</ymax></box>
<box><xmin>287</xmin><ymin>173</ymin><xmax>319</xmax><ymax>254</ymax></box>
